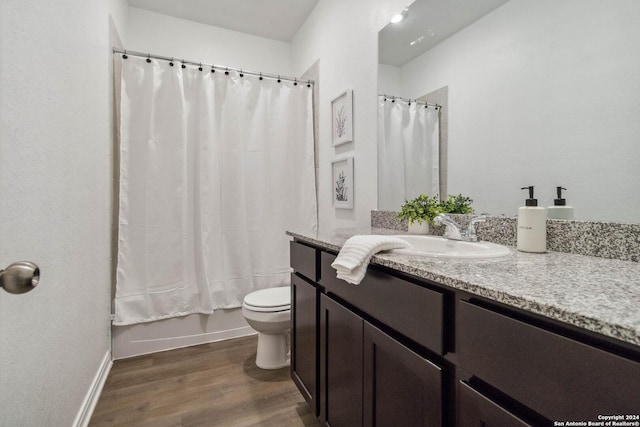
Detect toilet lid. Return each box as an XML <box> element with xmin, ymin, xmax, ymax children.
<box><xmin>243</xmin><ymin>286</ymin><xmax>290</xmax><ymax>311</ymax></box>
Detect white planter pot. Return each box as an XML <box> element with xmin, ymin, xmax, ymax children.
<box><xmin>408</xmin><ymin>221</ymin><xmax>429</xmax><ymax>234</ymax></box>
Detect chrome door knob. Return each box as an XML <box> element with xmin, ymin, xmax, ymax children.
<box><xmin>0</xmin><ymin>261</ymin><xmax>40</xmax><ymax>294</ymax></box>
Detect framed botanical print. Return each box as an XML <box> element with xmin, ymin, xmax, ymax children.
<box><xmin>331</xmin><ymin>89</ymin><xmax>353</xmax><ymax>146</ymax></box>
<box><xmin>332</xmin><ymin>157</ymin><xmax>354</xmax><ymax>209</ymax></box>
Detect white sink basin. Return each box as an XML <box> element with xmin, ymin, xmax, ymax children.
<box><xmin>389</xmin><ymin>235</ymin><xmax>511</xmax><ymax>259</ymax></box>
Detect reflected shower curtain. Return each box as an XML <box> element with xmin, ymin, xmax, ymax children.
<box><xmin>378</xmin><ymin>97</ymin><xmax>439</xmax><ymax>210</ymax></box>
<box><xmin>114</xmin><ymin>56</ymin><xmax>317</xmax><ymax>325</ymax></box>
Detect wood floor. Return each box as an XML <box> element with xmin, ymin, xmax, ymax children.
<box><xmin>90</xmin><ymin>335</ymin><xmax>321</xmax><ymax>427</ymax></box>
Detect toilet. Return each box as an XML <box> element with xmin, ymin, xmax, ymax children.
<box><xmin>242</xmin><ymin>286</ymin><xmax>291</xmax><ymax>369</ymax></box>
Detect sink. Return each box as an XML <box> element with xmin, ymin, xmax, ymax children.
<box><xmin>389</xmin><ymin>235</ymin><xmax>511</xmax><ymax>259</ymax></box>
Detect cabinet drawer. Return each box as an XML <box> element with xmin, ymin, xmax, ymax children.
<box><xmin>290</xmin><ymin>240</ymin><xmax>318</xmax><ymax>282</ymax></box>
<box><xmin>320</xmin><ymin>251</ymin><xmax>444</xmax><ymax>354</ymax></box>
<box><xmin>458</xmin><ymin>381</ymin><xmax>532</xmax><ymax>427</ymax></box>
<box><xmin>458</xmin><ymin>301</ymin><xmax>640</xmax><ymax>421</ymax></box>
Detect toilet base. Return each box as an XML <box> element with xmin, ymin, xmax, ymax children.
<box><xmin>255</xmin><ymin>331</ymin><xmax>290</xmax><ymax>369</ymax></box>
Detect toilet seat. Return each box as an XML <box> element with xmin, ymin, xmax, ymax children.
<box><xmin>243</xmin><ymin>286</ymin><xmax>291</xmax><ymax>312</ymax></box>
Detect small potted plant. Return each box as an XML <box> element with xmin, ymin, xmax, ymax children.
<box><xmin>440</xmin><ymin>194</ymin><xmax>474</xmax><ymax>214</ymax></box>
<box><xmin>397</xmin><ymin>194</ymin><xmax>442</xmax><ymax>234</ymax></box>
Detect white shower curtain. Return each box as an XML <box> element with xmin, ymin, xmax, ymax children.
<box><xmin>378</xmin><ymin>97</ymin><xmax>440</xmax><ymax>210</ymax></box>
<box><xmin>114</xmin><ymin>56</ymin><xmax>317</xmax><ymax>325</ymax></box>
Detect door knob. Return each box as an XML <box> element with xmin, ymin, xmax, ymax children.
<box><xmin>0</xmin><ymin>261</ymin><xmax>40</xmax><ymax>294</ymax></box>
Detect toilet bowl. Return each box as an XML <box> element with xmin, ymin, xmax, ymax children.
<box><xmin>242</xmin><ymin>286</ymin><xmax>291</xmax><ymax>369</ymax></box>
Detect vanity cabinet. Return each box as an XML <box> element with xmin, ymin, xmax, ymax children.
<box><xmin>319</xmin><ymin>250</ymin><xmax>446</xmax><ymax>425</ymax></box>
<box><xmin>319</xmin><ymin>251</ymin><xmax>445</xmax><ymax>355</ymax></box>
<box><xmin>290</xmin><ymin>241</ymin><xmax>320</xmax><ymax>416</ymax></box>
<box><xmin>319</xmin><ymin>294</ymin><xmax>444</xmax><ymax>427</ymax></box>
<box><xmin>457</xmin><ymin>380</ymin><xmax>532</xmax><ymax>427</ymax></box>
<box><xmin>289</xmin><ymin>238</ymin><xmax>640</xmax><ymax>427</ymax></box>
<box><xmin>457</xmin><ymin>300</ymin><xmax>640</xmax><ymax>423</ymax></box>
<box><xmin>319</xmin><ymin>294</ymin><xmax>363</xmax><ymax>427</ymax></box>
<box><xmin>363</xmin><ymin>321</ymin><xmax>443</xmax><ymax>426</ymax></box>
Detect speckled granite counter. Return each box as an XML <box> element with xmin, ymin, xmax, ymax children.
<box><xmin>287</xmin><ymin>227</ymin><xmax>640</xmax><ymax>347</ymax></box>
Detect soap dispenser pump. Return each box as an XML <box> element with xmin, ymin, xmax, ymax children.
<box><xmin>547</xmin><ymin>186</ymin><xmax>574</xmax><ymax>220</ymax></box>
<box><xmin>517</xmin><ymin>186</ymin><xmax>547</xmax><ymax>253</ymax></box>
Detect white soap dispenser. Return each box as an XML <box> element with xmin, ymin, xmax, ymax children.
<box><xmin>547</xmin><ymin>186</ymin><xmax>574</xmax><ymax>220</ymax></box>
<box><xmin>517</xmin><ymin>186</ymin><xmax>547</xmax><ymax>253</ymax></box>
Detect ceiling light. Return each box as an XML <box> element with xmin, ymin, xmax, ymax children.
<box><xmin>390</xmin><ymin>14</ymin><xmax>403</xmax><ymax>23</ymax></box>
<box><xmin>390</xmin><ymin>8</ymin><xmax>408</xmax><ymax>24</ymax></box>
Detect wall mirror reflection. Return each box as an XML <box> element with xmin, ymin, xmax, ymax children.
<box><xmin>378</xmin><ymin>0</ymin><xmax>640</xmax><ymax>223</ymax></box>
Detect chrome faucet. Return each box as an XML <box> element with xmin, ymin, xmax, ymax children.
<box><xmin>434</xmin><ymin>214</ymin><xmax>464</xmax><ymax>240</ymax></box>
<box><xmin>434</xmin><ymin>214</ymin><xmax>487</xmax><ymax>242</ymax></box>
<box><xmin>466</xmin><ymin>214</ymin><xmax>487</xmax><ymax>242</ymax></box>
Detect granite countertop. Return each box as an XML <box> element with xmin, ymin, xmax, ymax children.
<box><xmin>287</xmin><ymin>227</ymin><xmax>640</xmax><ymax>347</ymax></box>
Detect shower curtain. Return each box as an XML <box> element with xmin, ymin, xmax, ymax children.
<box><xmin>378</xmin><ymin>97</ymin><xmax>439</xmax><ymax>210</ymax></box>
<box><xmin>114</xmin><ymin>56</ymin><xmax>317</xmax><ymax>325</ymax></box>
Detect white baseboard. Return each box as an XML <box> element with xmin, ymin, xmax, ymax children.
<box><xmin>73</xmin><ymin>351</ymin><xmax>112</xmax><ymax>427</ymax></box>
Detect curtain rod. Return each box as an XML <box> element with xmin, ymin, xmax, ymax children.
<box><xmin>113</xmin><ymin>48</ymin><xmax>314</xmax><ymax>87</ymax></box>
<box><xmin>379</xmin><ymin>94</ymin><xmax>441</xmax><ymax>110</ymax></box>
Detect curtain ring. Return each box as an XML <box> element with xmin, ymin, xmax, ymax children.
<box><xmin>169</xmin><ymin>58</ymin><xmax>174</xmax><ymax>67</ymax></box>
<box><xmin>277</xmin><ymin>75</ymin><xmax>281</xmax><ymax>83</ymax></box>
<box><xmin>239</xmin><ymin>69</ymin><xmax>244</xmax><ymax>78</ymax></box>
<box><xmin>198</xmin><ymin>62</ymin><xmax>202</xmax><ymax>72</ymax></box>
<box><xmin>294</xmin><ymin>78</ymin><xmax>298</xmax><ymax>86</ymax></box>
<box><xmin>181</xmin><ymin>60</ymin><xmax>186</xmax><ymax>69</ymax></box>
<box><xmin>146</xmin><ymin>54</ymin><xmax>151</xmax><ymax>63</ymax></box>
<box><xmin>122</xmin><ymin>49</ymin><xmax>128</xmax><ymax>59</ymax></box>
<box><xmin>259</xmin><ymin>72</ymin><xmax>263</xmax><ymax>81</ymax></box>
<box><xmin>225</xmin><ymin>68</ymin><xmax>229</xmax><ymax>76</ymax></box>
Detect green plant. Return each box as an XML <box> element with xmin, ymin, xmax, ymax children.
<box><xmin>441</xmin><ymin>194</ymin><xmax>474</xmax><ymax>214</ymax></box>
<box><xmin>397</xmin><ymin>194</ymin><xmax>443</xmax><ymax>225</ymax></box>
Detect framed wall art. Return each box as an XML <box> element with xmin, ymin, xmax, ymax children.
<box><xmin>332</xmin><ymin>157</ymin><xmax>354</xmax><ymax>209</ymax></box>
<box><xmin>331</xmin><ymin>89</ymin><xmax>353</xmax><ymax>146</ymax></box>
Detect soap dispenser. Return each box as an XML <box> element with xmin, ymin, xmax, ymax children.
<box><xmin>517</xmin><ymin>186</ymin><xmax>547</xmax><ymax>253</ymax></box>
<box><xmin>547</xmin><ymin>186</ymin><xmax>574</xmax><ymax>220</ymax></box>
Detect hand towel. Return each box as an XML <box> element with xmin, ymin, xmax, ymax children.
<box><xmin>331</xmin><ymin>235</ymin><xmax>412</xmax><ymax>285</ymax></box>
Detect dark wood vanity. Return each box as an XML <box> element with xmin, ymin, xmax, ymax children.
<box><xmin>289</xmin><ymin>239</ymin><xmax>640</xmax><ymax>426</ymax></box>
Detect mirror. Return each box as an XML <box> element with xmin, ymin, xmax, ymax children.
<box><xmin>377</xmin><ymin>94</ymin><xmax>441</xmax><ymax>211</ymax></box>
<box><xmin>378</xmin><ymin>0</ymin><xmax>640</xmax><ymax>223</ymax></box>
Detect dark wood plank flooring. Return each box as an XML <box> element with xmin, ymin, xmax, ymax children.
<box><xmin>90</xmin><ymin>335</ymin><xmax>320</xmax><ymax>426</ymax></box>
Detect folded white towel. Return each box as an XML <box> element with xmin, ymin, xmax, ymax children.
<box><xmin>331</xmin><ymin>235</ymin><xmax>412</xmax><ymax>285</ymax></box>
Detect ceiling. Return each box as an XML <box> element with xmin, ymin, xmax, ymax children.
<box><xmin>127</xmin><ymin>0</ymin><xmax>319</xmax><ymax>42</ymax></box>
<box><xmin>379</xmin><ymin>0</ymin><xmax>511</xmax><ymax>67</ymax></box>
<box><xmin>127</xmin><ymin>0</ymin><xmax>510</xmax><ymax>63</ymax></box>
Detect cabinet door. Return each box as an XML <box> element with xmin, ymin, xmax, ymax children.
<box><xmin>320</xmin><ymin>295</ymin><xmax>363</xmax><ymax>427</ymax></box>
<box><xmin>291</xmin><ymin>274</ymin><xmax>318</xmax><ymax>416</ymax></box>
<box><xmin>458</xmin><ymin>381</ymin><xmax>532</xmax><ymax>427</ymax></box>
<box><xmin>363</xmin><ymin>322</ymin><xmax>443</xmax><ymax>427</ymax></box>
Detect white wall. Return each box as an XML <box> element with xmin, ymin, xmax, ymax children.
<box><xmin>0</xmin><ymin>0</ymin><xmax>127</xmax><ymax>425</ymax></box>
<box><xmin>127</xmin><ymin>7</ymin><xmax>292</xmax><ymax>75</ymax></box>
<box><xmin>291</xmin><ymin>0</ymin><xmax>410</xmax><ymax>229</ymax></box>
<box><xmin>399</xmin><ymin>0</ymin><xmax>640</xmax><ymax>221</ymax></box>
<box><xmin>378</xmin><ymin>63</ymin><xmax>403</xmax><ymax>98</ymax></box>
